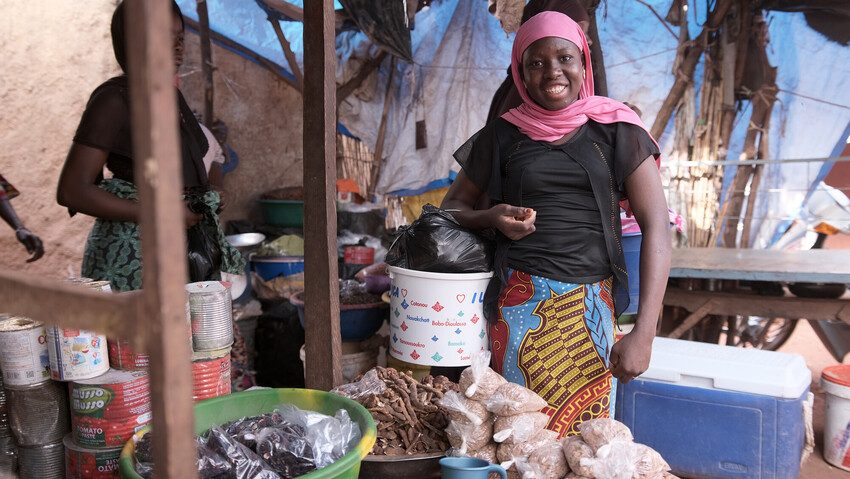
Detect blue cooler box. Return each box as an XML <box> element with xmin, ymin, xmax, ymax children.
<box><xmin>615</xmin><ymin>338</ymin><xmax>811</xmax><ymax>479</ymax></box>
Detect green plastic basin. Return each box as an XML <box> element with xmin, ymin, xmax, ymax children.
<box><xmin>119</xmin><ymin>388</ymin><xmax>377</xmax><ymax>479</ymax></box>
<box><xmin>259</xmin><ymin>199</ymin><xmax>304</xmax><ymax>227</ymax></box>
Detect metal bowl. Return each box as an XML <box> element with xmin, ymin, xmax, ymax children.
<box><xmin>225</xmin><ymin>233</ymin><xmax>266</xmax><ymax>250</ymax></box>
<box><xmin>358</xmin><ymin>452</ymin><xmax>443</xmax><ymax>479</ymax></box>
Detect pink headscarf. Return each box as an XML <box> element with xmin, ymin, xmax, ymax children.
<box><xmin>501</xmin><ymin>12</ymin><xmax>660</xmax><ymax>167</ymax></box>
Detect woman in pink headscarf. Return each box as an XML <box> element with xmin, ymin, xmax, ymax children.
<box><xmin>441</xmin><ymin>11</ymin><xmax>670</xmax><ymax>436</ymax></box>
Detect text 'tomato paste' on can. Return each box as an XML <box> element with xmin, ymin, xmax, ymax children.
<box><xmin>5</xmin><ymin>381</ymin><xmax>70</xmax><ymax>446</ymax></box>
<box><xmin>192</xmin><ymin>347</ymin><xmax>231</xmax><ymax>402</ymax></box>
<box><xmin>0</xmin><ymin>317</ymin><xmax>50</xmax><ymax>386</ymax></box>
<box><xmin>186</xmin><ymin>281</ymin><xmax>234</xmax><ymax>351</ymax></box>
<box><xmin>46</xmin><ymin>327</ymin><xmax>109</xmax><ymax>381</ymax></box>
<box><xmin>18</xmin><ymin>440</ymin><xmax>64</xmax><ymax>479</ymax></box>
<box><xmin>64</xmin><ymin>434</ymin><xmax>122</xmax><ymax>479</ymax></box>
<box><xmin>107</xmin><ymin>338</ymin><xmax>149</xmax><ymax>371</ymax></box>
<box><xmin>70</xmin><ymin>369</ymin><xmax>151</xmax><ymax>448</ymax></box>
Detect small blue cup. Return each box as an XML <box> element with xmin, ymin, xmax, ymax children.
<box><xmin>440</xmin><ymin>457</ymin><xmax>507</xmax><ymax>479</ymax></box>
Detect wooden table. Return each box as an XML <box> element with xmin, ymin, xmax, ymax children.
<box><xmin>663</xmin><ymin>248</ymin><xmax>850</xmax><ymax>338</ymax></box>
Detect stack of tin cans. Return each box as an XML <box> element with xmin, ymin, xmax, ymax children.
<box><xmin>66</xmin><ymin>369</ymin><xmax>150</xmax><ymax>478</ymax></box>
<box><xmin>0</xmin><ymin>316</ymin><xmax>68</xmax><ymax>478</ymax></box>
<box><xmin>55</xmin><ymin>278</ymin><xmax>153</xmax><ymax>478</ymax></box>
<box><xmin>186</xmin><ymin>281</ymin><xmax>234</xmax><ymax>401</ymax></box>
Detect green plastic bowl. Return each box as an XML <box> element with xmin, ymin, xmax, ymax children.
<box><xmin>259</xmin><ymin>199</ymin><xmax>304</xmax><ymax>227</ymax></box>
<box><xmin>119</xmin><ymin>388</ymin><xmax>377</xmax><ymax>479</ymax></box>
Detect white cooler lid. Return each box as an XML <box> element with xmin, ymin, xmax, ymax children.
<box><xmin>639</xmin><ymin>337</ymin><xmax>811</xmax><ymax>399</ymax></box>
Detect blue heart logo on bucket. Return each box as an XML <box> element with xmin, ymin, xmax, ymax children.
<box><xmin>439</xmin><ymin>457</ymin><xmax>507</xmax><ymax>479</ymax></box>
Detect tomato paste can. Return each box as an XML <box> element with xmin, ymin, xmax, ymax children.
<box><xmin>70</xmin><ymin>369</ymin><xmax>151</xmax><ymax>448</ymax></box>
<box><xmin>107</xmin><ymin>339</ymin><xmax>148</xmax><ymax>371</ymax></box>
<box><xmin>343</xmin><ymin>245</ymin><xmax>375</xmax><ymax>266</ymax></box>
<box><xmin>46</xmin><ymin>326</ymin><xmax>109</xmax><ymax>381</ymax></box>
<box><xmin>5</xmin><ymin>381</ymin><xmax>70</xmax><ymax>446</ymax></box>
<box><xmin>64</xmin><ymin>434</ymin><xmax>121</xmax><ymax>478</ymax></box>
<box><xmin>192</xmin><ymin>347</ymin><xmax>231</xmax><ymax>402</ymax></box>
<box><xmin>187</xmin><ymin>281</ymin><xmax>234</xmax><ymax>351</ymax></box>
<box><xmin>0</xmin><ymin>317</ymin><xmax>50</xmax><ymax>386</ymax></box>
<box><xmin>18</xmin><ymin>440</ymin><xmax>64</xmax><ymax>479</ymax></box>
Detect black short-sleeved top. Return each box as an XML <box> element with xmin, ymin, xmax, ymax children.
<box><xmin>73</xmin><ymin>76</ymin><xmax>209</xmax><ymax>188</ymax></box>
<box><xmin>454</xmin><ymin>118</ymin><xmax>659</xmax><ymax>314</ymax></box>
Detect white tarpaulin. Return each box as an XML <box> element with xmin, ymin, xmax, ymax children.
<box><xmin>337</xmin><ymin>0</ymin><xmax>513</xmax><ymax>195</ymax></box>
<box><xmin>180</xmin><ymin>0</ymin><xmax>850</xmax><ymax>244</ymax></box>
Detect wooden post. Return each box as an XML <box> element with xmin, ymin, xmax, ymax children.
<box><xmin>303</xmin><ymin>0</ymin><xmax>343</xmax><ymax>390</ymax></box>
<box><xmin>124</xmin><ymin>0</ymin><xmax>197</xmax><ymax>477</ymax></box>
<box><xmin>196</xmin><ymin>0</ymin><xmax>215</xmax><ymax>125</ymax></box>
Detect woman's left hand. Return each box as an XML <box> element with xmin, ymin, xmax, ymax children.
<box><xmin>609</xmin><ymin>330</ymin><xmax>654</xmax><ymax>383</ymax></box>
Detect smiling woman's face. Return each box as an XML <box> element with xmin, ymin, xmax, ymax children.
<box><xmin>521</xmin><ymin>37</ymin><xmax>584</xmax><ymax>111</ymax></box>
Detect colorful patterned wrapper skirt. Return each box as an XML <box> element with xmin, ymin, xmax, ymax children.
<box><xmin>490</xmin><ymin>269</ymin><xmax>617</xmax><ymax>437</ymax></box>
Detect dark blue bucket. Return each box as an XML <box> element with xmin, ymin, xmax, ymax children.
<box><xmin>622</xmin><ymin>232</ymin><xmax>641</xmax><ymax>315</ymax></box>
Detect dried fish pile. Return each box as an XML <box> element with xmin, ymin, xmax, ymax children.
<box><xmin>357</xmin><ymin>367</ymin><xmax>456</xmax><ymax>456</ymax></box>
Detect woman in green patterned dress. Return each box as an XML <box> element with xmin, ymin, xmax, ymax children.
<box><xmin>57</xmin><ymin>1</ymin><xmax>242</xmax><ymax>291</ymax></box>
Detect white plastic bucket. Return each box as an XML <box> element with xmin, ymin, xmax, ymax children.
<box><xmin>387</xmin><ymin>266</ymin><xmax>493</xmax><ymax>367</ymax></box>
<box><xmin>822</xmin><ymin>365</ymin><xmax>850</xmax><ymax>470</ymax></box>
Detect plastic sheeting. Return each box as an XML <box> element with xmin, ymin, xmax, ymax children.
<box><xmin>337</xmin><ymin>0</ymin><xmax>513</xmax><ymax>195</ymax></box>
<box><xmin>178</xmin><ymin>0</ymin><xmax>850</xmax><ymax>247</ymax></box>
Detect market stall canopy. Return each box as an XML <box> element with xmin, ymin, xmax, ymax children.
<box><xmin>177</xmin><ymin>0</ymin><xmax>850</xmax><ymax>247</ymax></box>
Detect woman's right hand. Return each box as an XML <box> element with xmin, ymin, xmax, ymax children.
<box><xmin>488</xmin><ymin>204</ymin><xmax>536</xmax><ymax>240</ymax></box>
<box><xmin>184</xmin><ymin>203</ymin><xmax>202</xmax><ymax>228</ymax></box>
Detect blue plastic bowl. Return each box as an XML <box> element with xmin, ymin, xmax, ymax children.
<box><xmin>290</xmin><ymin>291</ymin><xmax>387</xmax><ymax>341</ymax></box>
<box><xmin>251</xmin><ymin>256</ymin><xmax>305</xmax><ymax>281</ymax></box>
<box><xmin>622</xmin><ymin>232</ymin><xmax>642</xmax><ymax>315</ymax></box>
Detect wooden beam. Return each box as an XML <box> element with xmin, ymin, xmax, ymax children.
<box><xmin>664</xmin><ymin>288</ymin><xmax>850</xmax><ymax>324</ymax></box>
<box><xmin>303</xmin><ymin>0</ymin><xmax>343</xmax><ymax>390</ymax></box>
<box><xmin>667</xmin><ymin>299</ymin><xmax>715</xmax><ymax>339</ymax></box>
<box><xmin>0</xmin><ymin>272</ymin><xmax>139</xmax><ymax>338</ymax></box>
<box><xmin>183</xmin><ymin>17</ymin><xmax>300</xmax><ymax>91</ymax></box>
<box><xmin>269</xmin><ymin>16</ymin><xmax>304</xmax><ymax>91</ymax></box>
<box><xmin>196</xmin><ymin>0</ymin><xmax>215</xmax><ymax>125</ymax></box>
<box><xmin>124</xmin><ymin>0</ymin><xmax>197</xmax><ymax>477</ymax></box>
<box><xmin>263</xmin><ymin>0</ymin><xmax>304</xmax><ymax>21</ymax></box>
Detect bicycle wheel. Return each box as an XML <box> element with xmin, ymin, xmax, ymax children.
<box><xmin>721</xmin><ymin>316</ymin><xmax>798</xmax><ymax>350</ymax></box>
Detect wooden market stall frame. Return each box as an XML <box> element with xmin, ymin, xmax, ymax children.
<box><xmin>0</xmin><ymin>0</ymin><xmax>342</xmax><ymax>477</ymax></box>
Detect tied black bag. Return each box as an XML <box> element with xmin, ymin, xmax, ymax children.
<box><xmin>186</xmin><ymin>192</ymin><xmax>222</xmax><ymax>282</ymax></box>
<box><xmin>385</xmin><ymin>204</ymin><xmax>493</xmax><ymax>273</ymax></box>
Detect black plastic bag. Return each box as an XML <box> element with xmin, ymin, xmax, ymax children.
<box><xmin>386</xmin><ymin>204</ymin><xmax>493</xmax><ymax>273</ymax></box>
<box><xmin>186</xmin><ymin>192</ymin><xmax>223</xmax><ymax>282</ymax></box>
